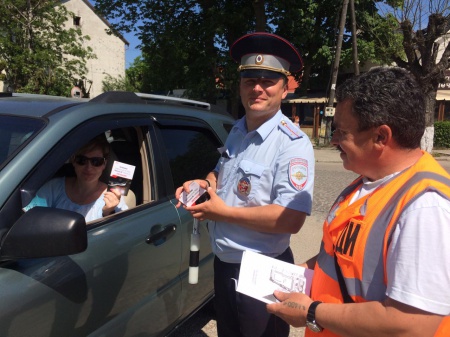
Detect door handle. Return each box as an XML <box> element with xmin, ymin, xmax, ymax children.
<box><xmin>146</xmin><ymin>224</ymin><xmax>177</xmax><ymax>246</ymax></box>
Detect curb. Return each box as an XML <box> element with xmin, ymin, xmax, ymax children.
<box><xmin>433</xmin><ymin>151</ymin><xmax>450</xmax><ymax>161</ymax></box>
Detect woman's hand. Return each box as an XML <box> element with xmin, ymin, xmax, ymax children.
<box><xmin>102</xmin><ymin>188</ymin><xmax>121</xmax><ymax>216</ymax></box>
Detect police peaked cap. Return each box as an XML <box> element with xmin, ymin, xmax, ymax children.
<box><xmin>230</xmin><ymin>32</ymin><xmax>303</xmax><ymax>77</ymax></box>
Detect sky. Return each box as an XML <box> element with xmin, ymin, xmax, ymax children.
<box><xmin>123</xmin><ymin>34</ymin><xmax>142</xmax><ymax>68</ymax></box>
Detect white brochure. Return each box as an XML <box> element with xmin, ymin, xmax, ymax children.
<box><xmin>236</xmin><ymin>250</ymin><xmax>314</xmax><ymax>304</ymax></box>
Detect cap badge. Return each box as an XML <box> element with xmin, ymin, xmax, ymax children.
<box><xmin>255</xmin><ymin>54</ymin><xmax>264</xmax><ymax>65</ymax></box>
<box><xmin>237</xmin><ymin>176</ymin><xmax>251</xmax><ymax>196</ymax></box>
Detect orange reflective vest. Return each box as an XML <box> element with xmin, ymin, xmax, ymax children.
<box><xmin>306</xmin><ymin>152</ymin><xmax>450</xmax><ymax>337</ymax></box>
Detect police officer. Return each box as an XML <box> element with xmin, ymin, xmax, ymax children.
<box><xmin>176</xmin><ymin>32</ymin><xmax>315</xmax><ymax>337</ymax></box>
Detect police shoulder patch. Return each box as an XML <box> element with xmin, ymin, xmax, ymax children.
<box><xmin>279</xmin><ymin>119</ymin><xmax>302</xmax><ymax>139</ymax></box>
<box><xmin>289</xmin><ymin>158</ymin><xmax>308</xmax><ymax>190</ymax></box>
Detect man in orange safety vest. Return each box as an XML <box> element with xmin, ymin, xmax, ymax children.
<box><xmin>267</xmin><ymin>67</ymin><xmax>450</xmax><ymax>337</ymax></box>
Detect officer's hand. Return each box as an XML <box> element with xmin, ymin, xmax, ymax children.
<box><xmin>175</xmin><ymin>184</ymin><xmax>189</xmax><ymax>208</ymax></box>
<box><xmin>266</xmin><ymin>291</ymin><xmax>313</xmax><ymax>328</ymax></box>
<box><xmin>175</xmin><ymin>179</ymin><xmax>211</xmax><ymax>208</ymax></box>
<box><xmin>186</xmin><ymin>187</ymin><xmax>228</xmax><ymax>221</ymax></box>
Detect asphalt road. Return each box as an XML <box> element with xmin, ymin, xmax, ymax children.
<box><xmin>169</xmin><ymin>149</ymin><xmax>450</xmax><ymax>337</ymax></box>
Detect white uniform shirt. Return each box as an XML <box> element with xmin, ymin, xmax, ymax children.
<box><xmin>209</xmin><ymin>110</ymin><xmax>315</xmax><ymax>263</ymax></box>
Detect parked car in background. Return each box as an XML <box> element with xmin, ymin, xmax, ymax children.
<box><xmin>0</xmin><ymin>91</ymin><xmax>235</xmax><ymax>337</ymax></box>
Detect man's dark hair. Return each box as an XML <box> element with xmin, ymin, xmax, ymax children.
<box><xmin>335</xmin><ymin>67</ymin><xmax>425</xmax><ymax>149</ymax></box>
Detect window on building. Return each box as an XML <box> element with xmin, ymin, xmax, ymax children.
<box><xmin>73</xmin><ymin>16</ymin><xmax>81</xmax><ymax>26</ymax></box>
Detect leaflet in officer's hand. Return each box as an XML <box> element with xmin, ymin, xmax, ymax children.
<box><xmin>108</xmin><ymin>161</ymin><xmax>135</xmax><ymax>196</ymax></box>
<box><xmin>178</xmin><ymin>181</ymin><xmax>209</xmax><ymax>207</ymax></box>
<box><xmin>236</xmin><ymin>250</ymin><xmax>314</xmax><ymax>304</ymax></box>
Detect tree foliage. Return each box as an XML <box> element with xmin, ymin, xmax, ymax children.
<box><xmin>0</xmin><ymin>0</ymin><xmax>96</xmax><ymax>96</ymax></box>
<box><xmin>364</xmin><ymin>0</ymin><xmax>450</xmax><ymax>151</ymax></box>
<box><xmin>94</xmin><ymin>0</ymin><xmax>389</xmax><ymax>117</ymax></box>
<box><xmin>102</xmin><ymin>56</ymin><xmax>147</xmax><ymax>92</ymax></box>
<box><xmin>268</xmin><ymin>0</ymin><xmax>380</xmax><ymax>93</ymax></box>
<box><xmin>94</xmin><ymin>0</ymin><xmax>256</xmax><ymax>115</ymax></box>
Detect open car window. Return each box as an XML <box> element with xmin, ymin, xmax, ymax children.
<box><xmin>19</xmin><ymin>121</ymin><xmax>153</xmax><ymax>226</ymax></box>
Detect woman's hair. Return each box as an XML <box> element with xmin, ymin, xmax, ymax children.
<box><xmin>74</xmin><ymin>135</ymin><xmax>110</xmax><ymax>159</ymax></box>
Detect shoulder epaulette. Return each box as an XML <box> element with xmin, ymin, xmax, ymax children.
<box><xmin>279</xmin><ymin>119</ymin><xmax>302</xmax><ymax>139</ymax></box>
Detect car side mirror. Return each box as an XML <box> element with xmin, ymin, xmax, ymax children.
<box><xmin>0</xmin><ymin>207</ymin><xmax>88</xmax><ymax>260</ymax></box>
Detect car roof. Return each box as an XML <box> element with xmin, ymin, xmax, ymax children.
<box><xmin>0</xmin><ymin>93</ymin><xmax>86</xmax><ymax>118</ymax></box>
<box><xmin>0</xmin><ymin>92</ymin><xmax>233</xmax><ymax>120</ymax></box>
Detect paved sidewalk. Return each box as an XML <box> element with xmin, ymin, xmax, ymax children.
<box><xmin>434</xmin><ymin>149</ymin><xmax>450</xmax><ymax>160</ymax></box>
<box><xmin>313</xmin><ymin>146</ymin><xmax>342</xmax><ymax>162</ymax></box>
<box><xmin>314</xmin><ymin>146</ymin><xmax>450</xmax><ymax>162</ymax></box>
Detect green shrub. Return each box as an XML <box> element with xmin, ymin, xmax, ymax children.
<box><xmin>434</xmin><ymin>121</ymin><xmax>450</xmax><ymax>148</ymax></box>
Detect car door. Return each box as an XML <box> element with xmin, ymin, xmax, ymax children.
<box><xmin>0</xmin><ymin>116</ymin><xmax>184</xmax><ymax>337</ymax></box>
<box><xmin>151</xmin><ymin>114</ymin><xmax>225</xmax><ymax>318</ymax></box>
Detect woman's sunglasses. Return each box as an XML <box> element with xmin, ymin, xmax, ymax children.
<box><xmin>74</xmin><ymin>155</ymin><xmax>106</xmax><ymax>167</ymax></box>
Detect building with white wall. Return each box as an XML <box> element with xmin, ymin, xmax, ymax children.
<box><xmin>62</xmin><ymin>0</ymin><xmax>128</xmax><ymax>98</ymax></box>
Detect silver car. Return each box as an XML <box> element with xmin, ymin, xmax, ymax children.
<box><xmin>0</xmin><ymin>92</ymin><xmax>234</xmax><ymax>337</ymax></box>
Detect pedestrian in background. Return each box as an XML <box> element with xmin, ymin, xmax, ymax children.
<box><xmin>267</xmin><ymin>67</ymin><xmax>450</xmax><ymax>336</ymax></box>
<box><xmin>294</xmin><ymin>115</ymin><xmax>300</xmax><ymax>128</ymax></box>
<box><xmin>176</xmin><ymin>32</ymin><xmax>315</xmax><ymax>337</ymax></box>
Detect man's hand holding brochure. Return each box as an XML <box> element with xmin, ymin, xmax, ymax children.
<box><xmin>236</xmin><ymin>250</ymin><xmax>314</xmax><ymax>304</ymax></box>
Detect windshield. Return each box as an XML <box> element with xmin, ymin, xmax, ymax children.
<box><xmin>0</xmin><ymin>115</ymin><xmax>45</xmax><ymax>169</ymax></box>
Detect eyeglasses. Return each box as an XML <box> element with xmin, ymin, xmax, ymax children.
<box><xmin>74</xmin><ymin>155</ymin><xmax>106</xmax><ymax>167</ymax></box>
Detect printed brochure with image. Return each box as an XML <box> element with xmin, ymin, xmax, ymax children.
<box><xmin>236</xmin><ymin>250</ymin><xmax>314</xmax><ymax>304</ymax></box>
<box><xmin>108</xmin><ymin>161</ymin><xmax>135</xmax><ymax>196</ymax></box>
<box><xmin>178</xmin><ymin>181</ymin><xmax>209</xmax><ymax>206</ymax></box>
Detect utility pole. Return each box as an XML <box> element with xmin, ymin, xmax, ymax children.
<box><xmin>323</xmin><ymin>0</ymin><xmax>349</xmax><ymax>145</ymax></box>
<box><xmin>350</xmin><ymin>0</ymin><xmax>359</xmax><ymax>75</ymax></box>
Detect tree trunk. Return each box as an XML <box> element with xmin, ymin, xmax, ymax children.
<box><xmin>295</xmin><ymin>64</ymin><xmax>311</xmax><ymax>97</ymax></box>
<box><xmin>201</xmin><ymin>0</ymin><xmax>218</xmax><ymax>104</ymax></box>
<box><xmin>421</xmin><ymin>126</ymin><xmax>434</xmax><ymax>153</ymax></box>
<box><xmin>253</xmin><ymin>1</ymin><xmax>266</xmax><ymax>32</ymax></box>
<box><xmin>421</xmin><ymin>91</ymin><xmax>436</xmax><ymax>153</ymax></box>
<box><xmin>230</xmin><ymin>80</ymin><xmax>241</xmax><ymax>119</ymax></box>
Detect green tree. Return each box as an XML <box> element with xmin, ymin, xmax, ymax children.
<box><xmin>102</xmin><ymin>56</ymin><xmax>147</xmax><ymax>92</ymax></box>
<box><xmin>102</xmin><ymin>74</ymin><xmax>127</xmax><ymax>91</ymax></box>
<box><xmin>0</xmin><ymin>0</ymin><xmax>96</xmax><ymax>96</ymax></box>
<box><xmin>97</xmin><ymin>2</ymin><xmax>375</xmax><ymax>102</ymax></box>
<box><xmin>95</xmin><ymin>0</ymin><xmax>257</xmax><ymax>116</ymax></box>
<box><xmin>93</xmin><ymin>0</ymin><xmax>397</xmax><ymax>117</ymax></box>
<box><xmin>364</xmin><ymin>0</ymin><xmax>450</xmax><ymax>152</ymax></box>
